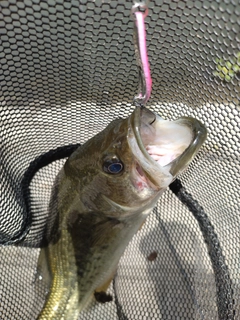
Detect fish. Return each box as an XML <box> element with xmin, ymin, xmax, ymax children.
<box><xmin>37</xmin><ymin>107</ymin><xmax>207</xmax><ymax>320</ymax></box>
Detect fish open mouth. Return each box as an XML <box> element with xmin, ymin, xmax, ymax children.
<box><xmin>128</xmin><ymin>107</ymin><xmax>207</xmax><ymax>189</ymax></box>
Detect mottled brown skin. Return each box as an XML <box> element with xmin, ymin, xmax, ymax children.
<box><xmin>37</xmin><ymin>108</ymin><xmax>207</xmax><ymax>320</ymax></box>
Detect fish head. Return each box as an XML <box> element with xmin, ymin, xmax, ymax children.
<box><xmin>64</xmin><ymin>107</ymin><xmax>207</xmax><ymax>218</ymax></box>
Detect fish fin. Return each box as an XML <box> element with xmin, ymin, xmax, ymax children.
<box><xmin>94</xmin><ymin>291</ymin><xmax>113</xmax><ymax>304</ymax></box>
<box><xmin>95</xmin><ymin>268</ymin><xmax>116</xmax><ymax>293</ymax></box>
<box><xmin>138</xmin><ymin>220</ymin><xmax>146</xmax><ymax>231</ymax></box>
<box><xmin>37</xmin><ymin>247</ymin><xmax>52</xmax><ymax>290</ymax></box>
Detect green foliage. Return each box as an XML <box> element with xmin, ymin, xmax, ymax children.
<box><xmin>213</xmin><ymin>52</ymin><xmax>240</xmax><ymax>82</ymax></box>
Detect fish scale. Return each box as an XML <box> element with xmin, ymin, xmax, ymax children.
<box><xmin>38</xmin><ymin>219</ymin><xmax>79</xmax><ymax>319</ymax></box>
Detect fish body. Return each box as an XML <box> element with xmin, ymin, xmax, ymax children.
<box><xmin>37</xmin><ymin>107</ymin><xmax>207</xmax><ymax>319</ymax></box>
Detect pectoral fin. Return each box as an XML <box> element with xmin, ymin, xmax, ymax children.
<box><xmin>94</xmin><ymin>268</ymin><xmax>116</xmax><ymax>303</ymax></box>
<box><xmin>95</xmin><ymin>271</ymin><xmax>115</xmax><ymax>293</ymax></box>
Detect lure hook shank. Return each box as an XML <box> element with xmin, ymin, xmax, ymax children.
<box><xmin>132</xmin><ymin>1</ymin><xmax>152</xmax><ymax>107</ymax></box>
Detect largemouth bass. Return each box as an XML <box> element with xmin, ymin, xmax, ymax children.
<box><xmin>37</xmin><ymin>107</ymin><xmax>207</xmax><ymax>320</ymax></box>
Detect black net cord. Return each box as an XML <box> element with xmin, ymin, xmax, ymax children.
<box><xmin>154</xmin><ymin>208</ymin><xmax>205</xmax><ymax>320</ymax></box>
<box><xmin>113</xmin><ymin>277</ymin><xmax>129</xmax><ymax>320</ymax></box>
<box><xmin>1</xmin><ymin>144</ymin><xmax>80</xmax><ymax>245</ymax></box>
<box><xmin>169</xmin><ymin>179</ymin><xmax>235</xmax><ymax>320</ymax></box>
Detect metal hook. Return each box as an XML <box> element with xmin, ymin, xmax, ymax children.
<box><xmin>132</xmin><ymin>1</ymin><xmax>152</xmax><ymax>107</ymax></box>
<box><xmin>131</xmin><ymin>0</ymin><xmax>149</xmax><ymax>20</ymax></box>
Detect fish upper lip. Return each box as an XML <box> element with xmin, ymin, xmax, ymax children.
<box><xmin>128</xmin><ymin>107</ymin><xmax>207</xmax><ymax>185</ymax></box>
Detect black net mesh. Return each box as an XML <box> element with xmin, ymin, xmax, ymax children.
<box><xmin>0</xmin><ymin>0</ymin><xmax>239</xmax><ymax>319</ymax></box>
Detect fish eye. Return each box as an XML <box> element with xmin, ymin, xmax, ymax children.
<box><xmin>103</xmin><ymin>158</ymin><xmax>124</xmax><ymax>174</ymax></box>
